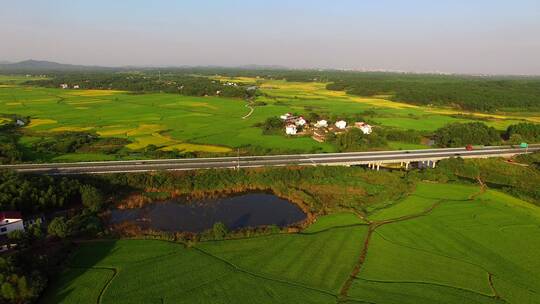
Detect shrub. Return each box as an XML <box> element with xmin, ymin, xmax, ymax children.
<box><xmin>80</xmin><ymin>185</ymin><xmax>104</xmax><ymax>212</ymax></box>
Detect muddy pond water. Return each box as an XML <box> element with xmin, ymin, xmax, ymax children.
<box><xmin>110</xmin><ymin>193</ymin><xmax>306</xmax><ymax>232</ymax></box>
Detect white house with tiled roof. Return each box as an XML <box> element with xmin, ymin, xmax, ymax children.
<box><xmin>0</xmin><ymin>212</ymin><xmax>24</xmax><ymax>235</ymax></box>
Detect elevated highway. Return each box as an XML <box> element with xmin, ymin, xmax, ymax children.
<box><xmin>1</xmin><ymin>145</ymin><xmax>538</xmax><ymax>175</ymax></box>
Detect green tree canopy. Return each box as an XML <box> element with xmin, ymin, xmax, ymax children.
<box><xmin>435</xmin><ymin>122</ymin><xmax>500</xmax><ymax>147</ymax></box>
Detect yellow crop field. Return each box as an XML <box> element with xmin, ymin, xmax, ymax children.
<box><xmin>163</xmin><ymin>142</ymin><xmax>231</xmax><ymax>153</ymax></box>
<box><xmin>50</xmin><ymin>126</ymin><xmax>93</xmax><ymax>132</ymax></box>
<box><xmin>27</xmin><ymin>118</ymin><xmax>57</xmax><ymax>128</ymax></box>
<box><xmin>65</xmin><ymin>89</ymin><xmax>124</xmax><ymax>97</ymax></box>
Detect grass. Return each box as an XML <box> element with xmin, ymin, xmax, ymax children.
<box><xmin>1</xmin><ymin>75</ymin><xmax>538</xmax><ymax>161</ymax></box>
<box><xmin>42</xmin><ymin>240</ymin><xmax>336</xmax><ymax>304</ymax></box>
<box><xmin>351</xmin><ymin>184</ymin><xmax>540</xmax><ymax>304</ymax></box>
<box><xmin>42</xmin><ymin>182</ymin><xmax>540</xmax><ymax>303</ymax></box>
<box><xmin>198</xmin><ymin>225</ymin><xmax>368</xmax><ymax>293</ymax></box>
<box><xmin>40</xmin><ymin>267</ymin><xmax>114</xmax><ymax>304</ymax></box>
<box><xmin>303</xmin><ymin>212</ymin><xmax>367</xmax><ymax>233</ymax></box>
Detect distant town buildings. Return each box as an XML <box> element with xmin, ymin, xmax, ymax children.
<box><xmin>60</xmin><ymin>83</ymin><xmax>69</xmax><ymax>89</ymax></box>
<box><xmin>73</xmin><ymin>85</ymin><xmax>80</xmax><ymax>89</ymax></box>
<box><xmin>0</xmin><ymin>211</ymin><xmax>24</xmax><ymax>236</ymax></box>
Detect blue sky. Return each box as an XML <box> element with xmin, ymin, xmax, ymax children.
<box><xmin>1</xmin><ymin>0</ymin><xmax>539</xmax><ymax>74</ymax></box>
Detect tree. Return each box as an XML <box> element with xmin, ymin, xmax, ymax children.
<box><xmin>0</xmin><ymin>257</ymin><xmax>44</xmax><ymax>304</ymax></box>
<box><xmin>261</xmin><ymin>117</ymin><xmax>283</xmax><ymax>135</ymax></box>
<box><xmin>435</xmin><ymin>122</ymin><xmax>500</xmax><ymax>147</ymax></box>
<box><xmin>211</xmin><ymin>222</ymin><xmax>228</xmax><ymax>240</ymax></box>
<box><xmin>506</xmin><ymin>123</ymin><xmax>540</xmax><ymax>142</ymax></box>
<box><xmin>47</xmin><ymin>217</ymin><xmax>70</xmax><ymax>238</ymax></box>
<box><xmin>80</xmin><ymin>185</ymin><xmax>104</xmax><ymax>212</ymax></box>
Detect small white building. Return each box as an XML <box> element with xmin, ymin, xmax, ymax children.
<box><xmin>15</xmin><ymin>119</ymin><xmax>25</xmax><ymax>126</ymax></box>
<box><xmin>335</xmin><ymin>120</ymin><xmax>347</xmax><ymax>129</ymax></box>
<box><xmin>73</xmin><ymin>85</ymin><xmax>80</xmax><ymax>89</ymax></box>
<box><xmin>60</xmin><ymin>83</ymin><xmax>69</xmax><ymax>89</ymax></box>
<box><xmin>295</xmin><ymin>116</ymin><xmax>307</xmax><ymax>126</ymax></box>
<box><xmin>280</xmin><ymin>113</ymin><xmax>293</xmax><ymax>120</ymax></box>
<box><xmin>315</xmin><ymin>120</ymin><xmax>328</xmax><ymax>128</ymax></box>
<box><xmin>285</xmin><ymin>124</ymin><xmax>297</xmax><ymax>135</ymax></box>
<box><xmin>355</xmin><ymin>122</ymin><xmax>373</xmax><ymax>135</ymax></box>
<box><xmin>0</xmin><ymin>212</ymin><xmax>24</xmax><ymax>236</ymax></box>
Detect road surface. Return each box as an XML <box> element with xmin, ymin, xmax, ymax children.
<box><xmin>1</xmin><ymin>145</ymin><xmax>538</xmax><ymax>175</ymax></box>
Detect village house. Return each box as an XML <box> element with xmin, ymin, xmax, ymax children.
<box><xmin>335</xmin><ymin>120</ymin><xmax>347</xmax><ymax>129</ymax></box>
<box><xmin>285</xmin><ymin>124</ymin><xmax>297</xmax><ymax>135</ymax></box>
<box><xmin>280</xmin><ymin>113</ymin><xmax>293</xmax><ymax>120</ymax></box>
<box><xmin>295</xmin><ymin>116</ymin><xmax>307</xmax><ymax>126</ymax></box>
<box><xmin>15</xmin><ymin>119</ymin><xmax>25</xmax><ymax>126</ymax></box>
<box><xmin>315</xmin><ymin>120</ymin><xmax>328</xmax><ymax>128</ymax></box>
<box><xmin>354</xmin><ymin>122</ymin><xmax>373</xmax><ymax>134</ymax></box>
<box><xmin>73</xmin><ymin>84</ymin><xmax>80</xmax><ymax>89</ymax></box>
<box><xmin>312</xmin><ymin>129</ymin><xmax>328</xmax><ymax>142</ymax></box>
<box><xmin>60</xmin><ymin>83</ymin><xmax>69</xmax><ymax>89</ymax></box>
<box><xmin>0</xmin><ymin>211</ymin><xmax>24</xmax><ymax>236</ymax></box>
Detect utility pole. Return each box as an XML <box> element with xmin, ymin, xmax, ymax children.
<box><xmin>237</xmin><ymin>148</ymin><xmax>240</xmax><ymax>170</ymax></box>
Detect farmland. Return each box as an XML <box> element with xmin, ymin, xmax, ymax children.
<box><xmin>40</xmin><ymin>183</ymin><xmax>540</xmax><ymax>304</ymax></box>
<box><xmin>1</xmin><ymin>75</ymin><xmax>538</xmax><ymax>162</ymax></box>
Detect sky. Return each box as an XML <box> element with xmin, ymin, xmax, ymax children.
<box><xmin>1</xmin><ymin>0</ymin><xmax>539</xmax><ymax>75</ymax></box>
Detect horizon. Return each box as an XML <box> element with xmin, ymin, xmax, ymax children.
<box><xmin>1</xmin><ymin>0</ymin><xmax>540</xmax><ymax>75</ymax></box>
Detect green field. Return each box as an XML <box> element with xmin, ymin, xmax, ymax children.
<box><xmin>1</xmin><ymin>75</ymin><xmax>538</xmax><ymax>161</ymax></box>
<box><xmin>42</xmin><ymin>183</ymin><xmax>540</xmax><ymax>303</ymax></box>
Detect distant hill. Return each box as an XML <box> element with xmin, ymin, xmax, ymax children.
<box><xmin>0</xmin><ymin>60</ymin><xmax>116</xmax><ymax>72</ymax></box>
<box><xmin>0</xmin><ymin>60</ymin><xmax>293</xmax><ymax>73</ymax></box>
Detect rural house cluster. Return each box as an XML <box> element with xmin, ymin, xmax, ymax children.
<box><xmin>279</xmin><ymin>112</ymin><xmax>372</xmax><ymax>142</ymax></box>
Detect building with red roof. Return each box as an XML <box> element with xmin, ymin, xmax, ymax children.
<box><xmin>0</xmin><ymin>211</ymin><xmax>24</xmax><ymax>235</ymax></box>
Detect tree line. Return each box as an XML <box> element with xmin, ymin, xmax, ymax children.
<box><xmin>24</xmin><ymin>72</ymin><xmax>253</xmax><ymax>98</ymax></box>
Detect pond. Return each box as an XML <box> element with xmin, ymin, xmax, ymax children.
<box><xmin>109</xmin><ymin>193</ymin><xmax>306</xmax><ymax>232</ymax></box>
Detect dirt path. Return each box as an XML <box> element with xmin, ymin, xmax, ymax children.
<box><xmin>338</xmin><ymin>202</ymin><xmax>442</xmax><ymax>301</ymax></box>
<box><xmin>242</xmin><ymin>99</ymin><xmax>255</xmax><ymax>119</ymax></box>
<box><xmin>488</xmin><ymin>273</ymin><xmax>504</xmax><ymax>300</ymax></box>
<box><xmin>469</xmin><ymin>177</ymin><xmax>488</xmax><ymax>200</ymax></box>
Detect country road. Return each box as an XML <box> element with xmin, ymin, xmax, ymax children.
<box><xmin>1</xmin><ymin>145</ymin><xmax>538</xmax><ymax>175</ymax></box>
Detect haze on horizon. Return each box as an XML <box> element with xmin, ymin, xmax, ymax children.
<box><xmin>1</xmin><ymin>0</ymin><xmax>539</xmax><ymax>75</ymax></box>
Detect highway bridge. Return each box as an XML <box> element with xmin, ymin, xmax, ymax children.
<box><xmin>1</xmin><ymin>145</ymin><xmax>538</xmax><ymax>175</ymax></box>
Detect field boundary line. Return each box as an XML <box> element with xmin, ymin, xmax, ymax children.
<box><xmin>339</xmin><ymin>201</ymin><xmax>443</xmax><ymax>301</ymax></box>
<box><xmin>351</xmin><ymin>277</ymin><xmax>506</xmax><ymax>302</ymax></box>
<box><xmin>192</xmin><ymin>246</ymin><xmax>338</xmax><ymax>298</ymax></box>
<box><xmin>195</xmin><ymin>224</ymin><xmax>367</xmax><ymax>244</ymax></box>
<box><xmin>300</xmin><ymin>223</ymin><xmax>370</xmax><ymax>235</ymax></box>
<box><xmin>66</xmin><ymin>266</ymin><xmax>118</xmax><ymax>304</ymax></box>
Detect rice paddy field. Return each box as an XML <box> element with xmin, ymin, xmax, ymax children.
<box><xmin>1</xmin><ymin>75</ymin><xmax>539</xmax><ymax>161</ymax></box>
<box><xmin>41</xmin><ymin>183</ymin><xmax>540</xmax><ymax>304</ymax></box>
